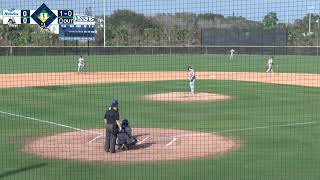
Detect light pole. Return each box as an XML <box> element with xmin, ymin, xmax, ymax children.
<box><xmin>232</xmin><ymin>0</ymin><xmax>234</xmax><ymax>17</ymax></box>
<box><xmin>309</xmin><ymin>12</ymin><xmax>311</xmax><ymax>34</ymax></box>
<box><xmin>316</xmin><ymin>19</ymin><xmax>319</xmax><ymax>55</ymax></box>
<box><xmin>103</xmin><ymin>0</ymin><xmax>106</xmax><ymax>47</ymax></box>
<box><xmin>308</xmin><ymin>6</ymin><xmax>315</xmax><ymax>35</ymax></box>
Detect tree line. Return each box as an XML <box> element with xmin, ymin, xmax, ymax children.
<box><xmin>0</xmin><ymin>10</ymin><xmax>320</xmax><ymax>46</ymax></box>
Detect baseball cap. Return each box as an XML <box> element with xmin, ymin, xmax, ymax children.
<box><xmin>111</xmin><ymin>99</ymin><xmax>119</xmax><ymax>107</ymax></box>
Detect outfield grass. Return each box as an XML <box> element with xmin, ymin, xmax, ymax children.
<box><xmin>0</xmin><ymin>54</ymin><xmax>320</xmax><ymax>73</ymax></box>
<box><xmin>1</xmin><ymin>79</ymin><xmax>320</xmax><ymax>180</ymax></box>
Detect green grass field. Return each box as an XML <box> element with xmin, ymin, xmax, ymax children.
<box><xmin>0</xmin><ymin>54</ymin><xmax>320</xmax><ymax>180</ymax></box>
<box><xmin>0</xmin><ymin>54</ymin><xmax>320</xmax><ymax>73</ymax></box>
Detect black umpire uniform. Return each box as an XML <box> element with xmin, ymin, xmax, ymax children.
<box><xmin>104</xmin><ymin>99</ymin><xmax>120</xmax><ymax>153</ymax></box>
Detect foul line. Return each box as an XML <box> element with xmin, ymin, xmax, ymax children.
<box><xmin>1</xmin><ymin>110</ymin><xmax>317</xmax><ymax>141</ymax></box>
<box><xmin>173</xmin><ymin>121</ymin><xmax>318</xmax><ymax>138</ymax></box>
<box><xmin>218</xmin><ymin>121</ymin><xmax>318</xmax><ymax>133</ymax></box>
<box><xmin>0</xmin><ymin>110</ymin><xmax>101</xmax><ymax>135</ymax></box>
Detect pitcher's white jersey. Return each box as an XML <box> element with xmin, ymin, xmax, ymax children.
<box><xmin>188</xmin><ymin>68</ymin><xmax>196</xmax><ymax>94</ymax></box>
<box><xmin>188</xmin><ymin>68</ymin><xmax>195</xmax><ymax>81</ymax></box>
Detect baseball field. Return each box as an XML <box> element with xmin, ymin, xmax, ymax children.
<box><xmin>1</xmin><ymin>53</ymin><xmax>320</xmax><ymax>180</ymax></box>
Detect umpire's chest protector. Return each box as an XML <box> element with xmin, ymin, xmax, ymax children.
<box><xmin>106</xmin><ymin>109</ymin><xmax>119</xmax><ymax>124</ymax></box>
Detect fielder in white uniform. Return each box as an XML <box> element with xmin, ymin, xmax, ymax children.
<box><xmin>230</xmin><ymin>49</ymin><xmax>235</xmax><ymax>60</ymax></box>
<box><xmin>266</xmin><ymin>56</ymin><xmax>274</xmax><ymax>73</ymax></box>
<box><xmin>77</xmin><ymin>55</ymin><xmax>85</xmax><ymax>72</ymax></box>
<box><xmin>187</xmin><ymin>66</ymin><xmax>196</xmax><ymax>95</ymax></box>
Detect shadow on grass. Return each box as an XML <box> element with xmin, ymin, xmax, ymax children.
<box><xmin>0</xmin><ymin>163</ymin><xmax>47</xmax><ymax>179</ymax></box>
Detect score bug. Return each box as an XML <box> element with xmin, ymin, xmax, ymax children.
<box><xmin>58</xmin><ymin>10</ymin><xmax>74</xmax><ymax>24</ymax></box>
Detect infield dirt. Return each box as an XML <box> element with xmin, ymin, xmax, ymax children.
<box><xmin>1</xmin><ymin>71</ymin><xmax>320</xmax><ymax>88</ymax></box>
<box><xmin>25</xmin><ymin>128</ymin><xmax>238</xmax><ymax>163</ymax></box>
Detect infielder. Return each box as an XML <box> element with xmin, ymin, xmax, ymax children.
<box><xmin>77</xmin><ymin>55</ymin><xmax>85</xmax><ymax>72</ymax></box>
<box><xmin>104</xmin><ymin>99</ymin><xmax>121</xmax><ymax>153</ymax></box>
<box><xmin>230</xmin><ymin>49</ymin><xmax>235</xmax><ymax>60</ymax></box>
<box><xmin>266</xmin><ymin>56</ymin><xmax>274</xmax><ymax>73</ymax></box>
<box><xmin>187</xmin><ymin>66</ymin><xmax>196</xmax><ymax>95</ymax></box>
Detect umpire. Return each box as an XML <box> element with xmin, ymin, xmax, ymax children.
<box><xmin>104</xmin><ymin>99</ymin><xmax>121</xmax><ymax>153</ymax></box>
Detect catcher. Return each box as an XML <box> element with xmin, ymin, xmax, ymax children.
<box><xmin>116</xmin><ymin>119</ymin><xmax>137</xmax><ymax>150</ymax></box>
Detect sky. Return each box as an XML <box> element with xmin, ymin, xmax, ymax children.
<box><xmin>0</xmin><ymin>0</ymin><xmax>319</xmax><ymax>23</ymax></box>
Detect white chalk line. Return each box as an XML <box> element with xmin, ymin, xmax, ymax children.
<box><xmin>88</xmin><ymin>135</ymin><xmax>151</xmax><ymax>145</ymax></box>
<box><xmin>166</xmin><ymin>137</ymin><xmax>177</xmax><ymax>146</ymax></box>
<box><xmin>219</xmin><ymin>121</ymin><xmax>318</xmax><ymax>133</ymax></box>
<box><xmin>137</xmin><ymin>136</ymin><xmax>150</xmax><ymax>145</ymax></box>
<box><xmin>170</xmin><ymin>121</ymin><xmax>318</xmax><ymax>139</ymax></box>
<box><xmin>0</xmin><ymin>110</ymin><xmax>101</xmax><ymax>135</ymax></box>
<box><xmin>88</xmin><ymin>134</ymin><xmax>103</xmax><ymax>144</ymax></box>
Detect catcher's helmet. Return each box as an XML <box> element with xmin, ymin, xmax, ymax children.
<box><xmin>122</xmin><ymin>119</ymin><xmax>129</xmax><ymax>126</ymax></box>
<box><xmin>111</xmin><ymin>99</ymin><xmax>119</xmax><ymax>107</ymax></box>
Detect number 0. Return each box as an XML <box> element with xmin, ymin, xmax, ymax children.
<box><xmin>22</xmin><ymin>11</ymin><xmax>27</xmax><ymax>17</ymax></box>
<box><xmin>23</xmin><ymin>18</ymin><xmax>28</xmax><ymax>23</ymax></box>
<box><xmin>68</xmin><ymin>11</ymin><xmax>72</xmax><ymax>16</ymax></box>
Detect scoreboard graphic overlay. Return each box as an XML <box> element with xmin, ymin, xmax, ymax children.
<box><xmin>3</xmin><ymin>3</ymin><xmax>73</xmax><ymax>28</ymax></box>
<box><xmin>2</xmin><ymin>3</ymin><xmax>95</xmax><ymax>40</ymax></box>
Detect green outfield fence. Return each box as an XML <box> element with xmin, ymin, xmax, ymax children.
<box><xmin>1</xmin><ymin>1</ymin><xmax>320</xmax><ymax>180</ymax></box>
<box><xmin>1</xmin><ymin>46</ymin><xmax>320</xmax><ymax>56</ymax></box>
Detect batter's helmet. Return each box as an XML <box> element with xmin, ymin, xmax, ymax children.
<box><xmin>111</xmin><ymin>99</ymin><xmax>119</xmax><ymax>107</ymax></box>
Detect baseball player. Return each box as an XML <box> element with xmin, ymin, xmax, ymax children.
<box><xmin>116</xmin><ymin>119</ymin><xmax>137</xmax><ymax>150</ymax></box>
<box><xmin>266</xmin><ymin>56</ymin><xmax>274</xmax><ymax>73</ymax></box>
<box><xmin>187</xmin><ymin>66</ymin><xmax>196</xmax><ymax>95</ymax></box>
<box><xmin>230</xmin><ymin>49</ymin><xmax>235</xmax><ymax>60</ymax></box>
<box><xmin>77</xmin><ymin>55</ymin><xmax>85</xmax><ymax>72</ymax></box>
<box><xmin>104</xmin><ymin>99</ymin><xmax>121</xmax><ymax>153</ymax></box>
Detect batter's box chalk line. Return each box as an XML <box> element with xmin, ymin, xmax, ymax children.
<box><xmin>165</xmin><ymin>137</ymin><xmax>177</xmax><ymax>146</ymax></box>
<box><xmin>87</xmin><ymin>134</ymin><xmax>179</xmax><ymax>147</ymax></box>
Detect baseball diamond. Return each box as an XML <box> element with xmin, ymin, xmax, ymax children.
<box><xmin>1</xmin><ymin>53</ymin><xmax>320</xmax><ymax>180</ymax></box>
<box><xmin>1</xmin><ymin>0</ymin><xmax>320</xmax><ymax>179</ymax></box>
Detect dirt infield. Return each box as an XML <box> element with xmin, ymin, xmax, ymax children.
<box><xmin>144</xmin><ymin>92</ymin><xmax>231</xmax><ymax>102</ymax></box>
<box><xmin>25</xmin><ymin>128</ymin><xmax>238</xmax><ymax>163</ymax></box>
<box><xmin>0</xmin><ymin>71</ymin><xmax>320</xmax><ymax>89</ymax></box>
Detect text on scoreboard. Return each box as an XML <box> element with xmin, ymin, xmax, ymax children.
<box><xmin>3</xmin><ymin>3</ymin><xmax>74</xmax><ymax>27</ymax></box>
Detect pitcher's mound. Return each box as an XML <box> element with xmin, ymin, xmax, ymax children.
<box><xmin>144</xmin><ymin>92</ymin><xmax>231</xmax><ymax>102</ymax></box>
<box><xmin>25</xmin><ymin>128</ymin><xmax>237</xmax><ymax>163</ymax></box>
